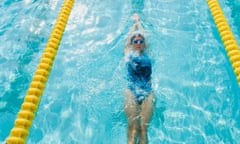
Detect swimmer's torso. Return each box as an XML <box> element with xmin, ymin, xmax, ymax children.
<box><xmin>126</xmin><ymin>51</ymin><xmax>152</xmax><ymax>104</ymax></box>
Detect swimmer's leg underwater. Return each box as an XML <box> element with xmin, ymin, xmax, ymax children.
<box><xmin>124</xmin><ymin>89</ymin><xmax>139</xmax><ymax>144</ymax></box>
<box><xmin>139</xmin><ymin>93</ymin><xmax>154</xmax><ymax>144</ymax></box>
<box><xmin>124</xmin><ymin>89</ymin><xmax>154</xmax><ymax>144</ymax></box>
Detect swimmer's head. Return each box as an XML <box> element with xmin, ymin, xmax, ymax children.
<box><xmin>130</xmin><ymin>30</ymin><xmax>145</xmax><ymax>45</ymax></box>
<box><xmin>130</xmin><ymin>30</ymin><xmax>147</xmax><ymax>53</ymax></box>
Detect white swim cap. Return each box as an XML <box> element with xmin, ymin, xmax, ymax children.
<box><xmin>130</xmin><ymin>30</ymin><xmax>145</xmax><ymax>44</ymax></box>
<box><xmin>130</xmin><ymin>30</ymin><xmax>145</xmax><ymax>39</ymax></box>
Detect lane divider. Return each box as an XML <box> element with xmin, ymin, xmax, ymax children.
<box><xmin>207</xmin><ymin>0</ymin><xmax>240</xmax><ymax>84</ymax></box>
<box><xmin>6</xmin><ymin>0</ymin><xmax>74</xmax><ymax>143</ymax></box>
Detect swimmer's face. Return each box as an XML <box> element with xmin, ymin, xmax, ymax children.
<box><xmin>132</xmin><ymin>36</ymin><xmax>144</xmax><ymax>52</ymax></box>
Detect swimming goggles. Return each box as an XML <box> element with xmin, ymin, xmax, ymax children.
<box><xmin>132</xmin><ymin>39</ymin><xmax>144</xmax><ymax>44</ymax></box>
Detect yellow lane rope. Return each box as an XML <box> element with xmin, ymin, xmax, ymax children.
<box><xmin>207</xmin><ymin>0</ymin><xmax>240</xmax><ymax>84</ymax></box>
<box><xmin>6</xmin><ymin>0</ymin><xmax>74</xmax><ymax>143</ymax></box>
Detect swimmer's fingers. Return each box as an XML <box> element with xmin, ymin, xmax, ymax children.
<box><xmin>132</xmin><ymin>13</ymin><xmax>140</xmax><ymax>22</ymax></box>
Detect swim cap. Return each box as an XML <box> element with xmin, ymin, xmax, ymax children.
<box><xmin>130</xmin><ymin>30</ymin><xmax>145</xmax><ymax>39</ymax></box>
<box><xmin>130</xmin><ymin>30</ymin><xmax>145</xmax><ymax>44</ymax></box>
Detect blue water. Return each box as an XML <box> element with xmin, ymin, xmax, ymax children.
<box><xmin>0</xmin><ymin>0</ymin><xmax>240</xmax><ymax>143</ymax></box>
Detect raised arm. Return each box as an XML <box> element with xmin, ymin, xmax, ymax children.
<box><xmin>125</xmin><ymin>23</ymin><xmax>137</xmax><ymax>53</ymax></box>
<box><xmin>124</xmin><ymin>14</ymin><xmax>144</xmax><ymax>55</ymax></box>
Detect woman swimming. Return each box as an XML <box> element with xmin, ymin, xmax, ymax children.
<box><xmin>124</xmin><ymin>13</ymin><xmax>154</xmax><ymax>144</ymax></box>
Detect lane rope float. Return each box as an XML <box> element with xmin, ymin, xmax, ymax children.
<box><xmin>207</xmin><ymin>0</ymin><xmax>240</xmax><ymax>84</ymax></box>
<box><xmin>6</xmin><ymin>0</ymin><xmax>75</xmax><ymax>143</ymax></box>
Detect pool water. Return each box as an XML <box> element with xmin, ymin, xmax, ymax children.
<box><xmin>0</xmin><ymin>0</ymin><xmax>240</xmax><ymax>143</ymax></box>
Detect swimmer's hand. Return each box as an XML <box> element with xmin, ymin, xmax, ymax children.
<box><xmin>132</xmin><ymin>13</ymin><xmax>140</xmax><ymax>23</ymax></box>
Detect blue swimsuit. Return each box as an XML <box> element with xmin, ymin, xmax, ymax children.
<box><xmin>126</xmin><ymin>51</ymin><xmax>152</xmax><ymax>104</ymax></box>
